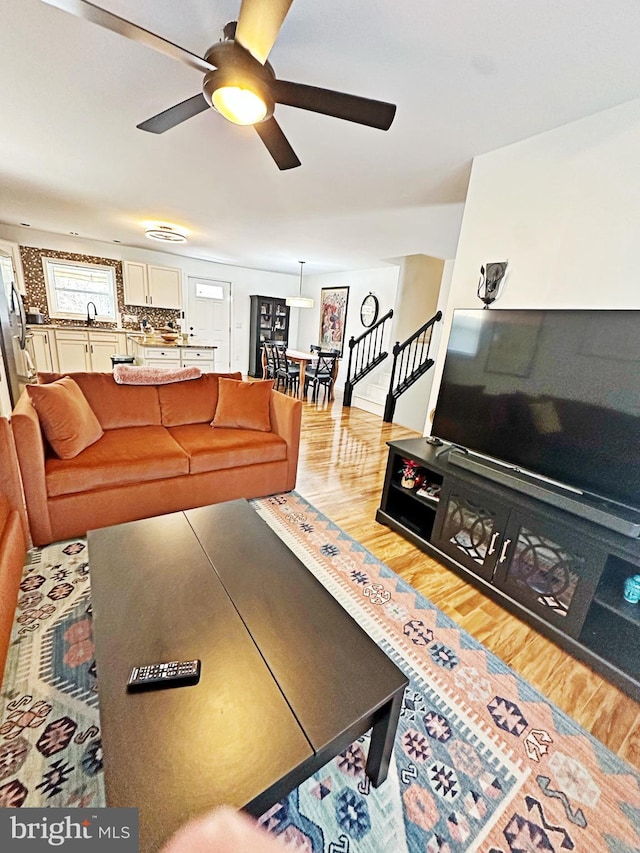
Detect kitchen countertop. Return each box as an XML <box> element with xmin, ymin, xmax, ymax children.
<box><xmin>28</xmin><ymin>323</ymin><xmax>133</xmax><ymax>333</ymax></box>
<box><xmin>127</xmin><ymin>334</ymin><xmax>216</xmax><ymax>350</ymax></box>
<box><xmin>27</xmin><ymin>324</ymin><xmax>215</xmax><ymax>350</ymax></box>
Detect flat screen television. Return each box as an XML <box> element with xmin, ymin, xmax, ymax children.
<box><xmin>431</xmin><ymin>309</ymin><xmax>640</xmax><ymax>512</ymax></box>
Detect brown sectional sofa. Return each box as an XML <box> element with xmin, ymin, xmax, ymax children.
<box><xmin>12</xmin><ymin>371</ymin><xmax>302</xmax><ymax>546</ymax></box>
<box><xmin>0</xmin><ymin>417</ymin><xmax>29</xmax><ymax>684</ymax></box>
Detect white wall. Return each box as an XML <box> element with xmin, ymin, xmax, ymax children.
<box><xmin>395</xmin><ymin>258</ymin><xmax>454</xmax><ymax>431</ymax></box>
<box><xmin>392</xmin><ymin>255</ymin><xmax>448</xmax><ymax>432</ymax></box>
<box><xmin>0</xmin><ymin>225</ymin><xmax>298</xmax><ymax>375</ymax></box>
<box><xmin>393</xmin><ymin>255</ymin><xmax>443</xmax><ymax>341</ymax></box>
<box><xmin>294</xmin><ymin>266</ymin><xmax>400</xmax><ymax>390</ymax></box>
<box><xmin>427</xmin><ymin>96</ymin><xmax>640</xmax><ymax>428</ymax></box>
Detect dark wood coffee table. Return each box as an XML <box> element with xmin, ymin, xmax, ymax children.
<box><xmin>88</xmin><ymin>500</ymin><xmax>408</xmax><ymax>852</ymax></box>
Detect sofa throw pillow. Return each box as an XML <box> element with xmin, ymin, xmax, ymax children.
<box><xmin>27</xmin><ymin>377</ymin><xmax>104</xmax><ymax>459</ymax></box>
<box><xmin>211</xmin><ymin>378</ymin><xmax>273</xmax><ymax>432</ymax></box>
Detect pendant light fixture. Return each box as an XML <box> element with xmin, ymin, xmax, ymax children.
<box><xmin>286</xmin><ymin>261</ymin><xmax>314</xmax><ymax>309</ymax></box>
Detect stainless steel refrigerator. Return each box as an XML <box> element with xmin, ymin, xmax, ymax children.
<box><xmin>0</xmin><ymin>249</ymin><xmax>31</xmax><ymax>408</ymax></box>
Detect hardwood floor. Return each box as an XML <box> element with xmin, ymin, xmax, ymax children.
<box><xmin>293</xmin><ymin>390</ymin><xmax>640</xmax><ymax>771</ymax></box>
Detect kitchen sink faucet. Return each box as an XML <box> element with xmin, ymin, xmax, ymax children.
<box><xmin>86</xmin><ymin>302</ymin><xmax>97</xmax><ymax>325</ymax></box>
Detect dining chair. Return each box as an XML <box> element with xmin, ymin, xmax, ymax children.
<box><xmin>262</xmin><ymin>342</ymin><xmax>276</xmax><ymax>380</ymax></box>
<box><xmin>274</xmin><ymin>345</ymin><xmax>300</xmax><ymax>395</ymax></box>
<box><xmin>304</xmin><ymin>351</ymin><xmax>338</xmax><ymax>402</ymax></box>
<box><xmin>271</xmin><ymin>343</ymin><xmax>285</xmax><ymax>391</ymax></box>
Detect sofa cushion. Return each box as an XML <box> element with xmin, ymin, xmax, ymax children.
<box><xmin>168</xmin><ymin>423</ymin><xmax>287</xmax><ymax>475</ymax></box>
<box><xmin>45</xmin><ymin>425</ymin><xmax>189</xmax><ymax>497</ymax></box>
<box><xmin>37</xmin><ymin>372</ymin><xmax>162</xmax><ymax>429</ymax></box>
<box><xmin>212</xmin><ymin>378</ymin><xmax>273</xmax><ymax>432</ymax></box>
<box><xmin>0</xmin><ymin>502</ymin><xmax>25</xmax><ymax>686</ymax></box>
<box><xmin>0</xmin><ymin>493</ymin><xmax>11</xmax><ymax>542</ymax></box>
<box><xmin>158</xmin><ymin>372</ymin><xmax>242</xmax><ymax>427</ymax></box>
<box><xmin>27</xmin><ymin>377</ymin><xmax>104</xmax><ymax>459</ymax></box>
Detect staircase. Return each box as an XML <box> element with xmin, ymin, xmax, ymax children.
<box><xmin>344</xmin><ymin>310</ymin><xmax>442</xmax><ymax>424</ymax></box>
<box><xmin>351</xmin><ymin>368</ymin><xmax>392</xmax><ymax>417</ymax></box>
<box><xmin>343</xmin><ymin>309</ymin><xmax>394</xmax><ymax>409</ymax></box>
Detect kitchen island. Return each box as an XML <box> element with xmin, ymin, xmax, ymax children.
<box><xmin>127</xmin><ymin>334</ymin><xmax>216</xmax><ymax>372</ymax></box>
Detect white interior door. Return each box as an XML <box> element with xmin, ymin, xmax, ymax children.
<box><xmin>186</xmin><ymin>278</ymin><xmax>231</xmax><ymax>371</ymax></box>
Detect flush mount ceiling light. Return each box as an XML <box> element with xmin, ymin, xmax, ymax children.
<box><xmin>286</xmin><ymin>261</ymin><xmax>314</xmax><ymax>309</ymax></box>
<box><xmin>144</xmin><ymin>225</ymin><xmax>188</xmax><ymax>243</ymax></box>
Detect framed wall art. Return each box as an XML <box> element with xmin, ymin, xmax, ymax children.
<box><xmin>318</xmin><ymin>286</ymin><xmax>349</xmax><ymax>355</ymax></box>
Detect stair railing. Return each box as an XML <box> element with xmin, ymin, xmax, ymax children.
<box><xmin>383</xmin><ymin>310</ymin><xmax>442</xmax><ymax>423</ymax></box>
<box><xmin>343</xmin><ymin>309</ymin><xmax>394</xmax><ymax>407</ymax></box>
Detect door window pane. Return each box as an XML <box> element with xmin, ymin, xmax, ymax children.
<box><xmin>195</xmin><ymin>282</ymin><xmax>224</xmax><ymax>300</ymax></box>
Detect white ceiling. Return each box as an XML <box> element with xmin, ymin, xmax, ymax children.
<box><xmin>2</xmin><ymin>0</ymin><xmax>640</xmax><ymax>275</ymax></box>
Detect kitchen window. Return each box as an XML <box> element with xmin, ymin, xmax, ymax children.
<box><xmin>42</xmin><ymin>257</ymin><xmax>117</xmax><ymax>322</ymax></box>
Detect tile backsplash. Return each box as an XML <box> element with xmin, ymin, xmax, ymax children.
<box><xmin>20</xmin><ymin>246</ymin><xmax>180</xmax><ymax>330</ymax></box>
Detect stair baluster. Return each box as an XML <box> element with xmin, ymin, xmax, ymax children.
<box><xmin>383</xmin><ymin>311</ymin><xmax>442</xmax><ymax>423</ymax></box>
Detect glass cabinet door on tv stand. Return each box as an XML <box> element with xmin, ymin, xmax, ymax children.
<box><xmin>433</xmin><ymin>477</ymin><xmax>511</xmax><ymax>581</ymax></box>
<box><xmin>492</xmin><ymin>511</ymin><xmax>606</xmax><ymax>637</ymax></box>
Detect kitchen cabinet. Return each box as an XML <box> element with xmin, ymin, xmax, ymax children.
<box><xmin>55</xmin><ymin>329</ymin><xmax>91</xmax><ymax>372</ymax></box>
<box><xmin>377</xmin><ymin>437</ymin><xmax>640</xmax><ymax>700</ymax></box>
<box><xmin>180</xmin><ymin>347</ymin><xmax>215</xmax><ymax>371</ymax></box>
<box><xmin>54</xmin><ymin>328</ymin><xmax>127</xmax><ymax>372</ymax></box>
<box><xmin>139</xmin><ymin>348</ymin><xmax>181</xmax><ymax>370</ymax></box>
<box><xmin>248</xmin><ymin>295</ymin><xmax>290</xmax><ymax>377</ymax></box>
<box><xmin>30</xmin><ymin>328</ymin><xmax>55</xmax><ymax>372</ymax></box>
<box><xmin>122</xmin><ymin>261</ymin><xmax>182</xmax><ymax>310</ymax></box>
<box><xmin>88</xmin><ymin>331</ymin><xmax>128</xmax><ymax>371</ymax></box>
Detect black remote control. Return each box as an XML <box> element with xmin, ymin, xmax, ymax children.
<box><xmin>126</xmin><ymin>659</ymin><xmax>201</xmax><ymax>692</ymax></box>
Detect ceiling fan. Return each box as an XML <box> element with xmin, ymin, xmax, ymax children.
<box><xmin>41</xmin><ymin>0</ymin><xmax>397</xmax><ymax>170</ymax></box>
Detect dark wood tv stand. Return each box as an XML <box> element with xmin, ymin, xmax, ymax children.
<box><xmin>376</xmin><ymin>437</ymin><xmax>640</xmax><ymax>701</ymax></box>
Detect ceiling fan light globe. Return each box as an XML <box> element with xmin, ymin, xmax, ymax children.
<box><xmin>211</xmin><ymin>86</ymin><xmax>268</xmax><ymax>125</ymax></box>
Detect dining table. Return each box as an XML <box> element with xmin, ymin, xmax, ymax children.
<box><xmin>262</xmin><ymin>347</ymin><xmax>339</xmax><ymax>401</ymax></box>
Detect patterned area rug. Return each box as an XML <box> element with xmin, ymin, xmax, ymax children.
<box><xmin>1</xmin><ymin>491</ymin><xmax>639</xmax><ymax>852</ymax></box>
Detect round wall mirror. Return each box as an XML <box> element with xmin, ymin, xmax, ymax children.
<box><xmin>360</xmin><ymin>293</ymin><xmax>379</xmax><ymax>327</ymax></box>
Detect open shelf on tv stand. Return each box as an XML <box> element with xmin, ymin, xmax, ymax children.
<box><xmin>376</xmin><ymin>437</ymin><xmax>640</xmax><ymax>701</ymax></box>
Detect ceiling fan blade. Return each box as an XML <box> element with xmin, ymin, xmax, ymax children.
<box><xmin>40</xmin><ymin>0</ymin><xmax>214</xmax><ymax>74</ymax></box>
<box><xmin>273</xmin><ymin>80</ymin><xmax>396</xmax><ymax>130</ymax></box>
<box><xmin>235</xmin><ymin>0</ymin><xmax>294</xmax><ymax>64</ymax></box>
<box><xmin>137</xmin><ymin>94</ymin><xmax>210</xmax><ymax>134</ymax></box>
<box><xmin>254</xmin><ymin>118</ymin><xmax>301</xmax><ymax>170</ymax></box>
